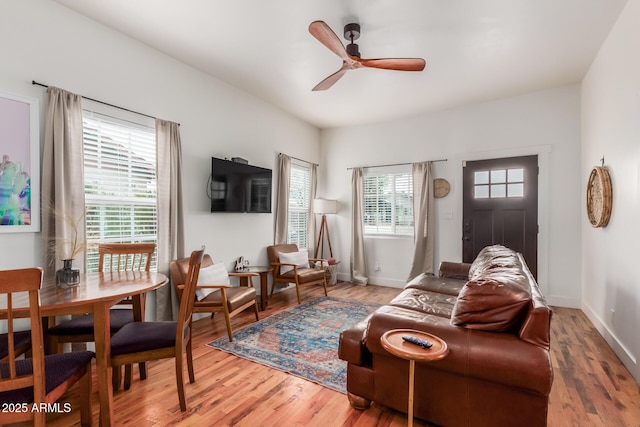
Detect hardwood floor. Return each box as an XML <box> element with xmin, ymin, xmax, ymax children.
<box><xmin>30</xmin><ymin>282</ymin><xmax>640</xmax><ymax>426</ymax></box>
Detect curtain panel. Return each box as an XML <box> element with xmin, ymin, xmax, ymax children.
<box><xmin>350</xmin><ymin>168</ymin><xmax>368</xmax><ymax>285</ymax></box>
<box><xmin>408</xmin><ymin>161</ymin><xmax>435</xmax><ymax>280</ymax></box>
<box><xmin>307</xmin><ymin>163</ymin><xmax>318</xmax><ymax>255</ymax></box>
<box><xmin>274</xmin><ymin>153</ymin><xmax>291</xmax><ymax>244</ymax></box>
<box><xmin>155</xmin><ymin>119</ymin><xmax>185</xmax><ymax>321</ymax></box>
<box><xmin>41</xmin><ymin>87</ymin><xmax>86</xmax><ymax>277</ymax></box>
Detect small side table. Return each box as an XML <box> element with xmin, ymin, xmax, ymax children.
<box><xmin>233</xmin><ymin>266</ymin><xmax>272</xmax><ymax>311</ymax></box>
<box><xmin>380</xmin><ymin>329</ymin><xmax>449</xmax><ymax>427</ymax></box>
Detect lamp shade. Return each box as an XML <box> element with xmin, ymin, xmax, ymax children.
<box><xmin>313</xmin><ymin>199</ymin><xmax>337</xmax><ymax>215</ymax></box>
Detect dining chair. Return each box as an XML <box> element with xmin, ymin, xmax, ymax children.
<box><xmin>46</xmin><ymin>242</ymin><xmax>156</xmax><ymax>389</ymax></box>
<box><xmin>266</xmin><ymin>244</ymin><xmax>328</xmax><ymax>304</ymax></box>
<box><xmin>169</xmin><ymin>254</ymin><xmax>259</xmax><ymax>342</ymax></box>
<box><xmin>110</xmin><ymin>246</ymin><xmax>205</xmax><ymax>411</ymax></box>
<box><xmin>0</xmin><ymin>267</ymin><xmax>94</xmax><ymax>427</ymax></box>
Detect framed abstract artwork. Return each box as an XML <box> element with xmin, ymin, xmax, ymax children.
<box><xmin>0</xmin><ymin>91</ymin><xmax>40</xmax><ymax>233</ymax></box>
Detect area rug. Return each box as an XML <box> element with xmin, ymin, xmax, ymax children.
<box><xmin>207</xmin><ymin>296</ymin><xmax>380</xmax><ymax>393</ymax></box>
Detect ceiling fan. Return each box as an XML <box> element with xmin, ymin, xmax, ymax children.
<box><xmin>308</xmin><ymin>20</ymin><xmax>426</xmax><ymax>91</ymax></box>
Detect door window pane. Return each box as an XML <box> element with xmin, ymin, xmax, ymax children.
<box><xmin>491</xmin><ymin>169</ymin><xmax>506</xmax><ymax>183</ymax></box>
<box><xmin>474</xmin><ymin>171</ymin><xmax>489</xmax><ymax>185</ymax></box>
<box><xmin>491</xmin><ymin>184</ymin><xmax>506</xmax><ymax>198</ymax></box>
<box><xmin>508</xmin><ymin>168</ymin><xmax>524</xmax><ymax>182</ymax></box>
<box><xmin>508</xmin><ymin>183</ymin><xmax>524</xmax><ymax>197</ymax></box>
<box><xmin>474</xmin><ymin>185</ymin><xmax>489</xmax><ymax>198</ymax></box>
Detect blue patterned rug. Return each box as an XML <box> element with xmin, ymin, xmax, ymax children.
<box><xmin>207</xmin><ymin>296</ymin><xmax>380</xmax><ymax>393</ymax></box>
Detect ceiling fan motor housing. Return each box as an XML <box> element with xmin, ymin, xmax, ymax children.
<box><xmin>344</xmin><ymin>23</ymin><xmax>361</xmax><ymax>57</ymax></box>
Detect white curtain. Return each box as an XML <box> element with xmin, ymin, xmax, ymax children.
<box><xmin>408</xmin><ymin>161</ymin><xmax>435</xmax><ymax>280</ymax></box>
<box><xmin>350</xmin><ymin>168</ymin><xmax>368</xmax><ymax>285</ymax></box>
<box><xmin>155</xmin><ymin>119</ymin><xmax>185</xmax><ymax>321</ymax></box>
<box><xmin>274</xmin><ymin>153</ymin><xmax>290</xmax><ymax>244</ymax></box>
<box><xmin>307</xmin><ymin>163</ymin><xmax>318</xmax><ymax>255</ymax></box>
<box><xmin>41</xmin><ymin>87</ymin><xmax>85</xmax><ymax>277</ymax></box>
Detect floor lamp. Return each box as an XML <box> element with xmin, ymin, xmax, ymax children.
<box><xmin>313</xmin><ymin>199</ymin><xmax>337</xmax><ymax>259</ymax></box>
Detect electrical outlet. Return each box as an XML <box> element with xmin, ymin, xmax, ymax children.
<box><xmin>374</xmin><ymin>262</ymin><xmax>380</xmax><ymax>271</ymax></box>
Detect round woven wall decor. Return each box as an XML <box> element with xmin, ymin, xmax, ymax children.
<box><xmin>586</xmin><ymin>166</ymin><xmax>612</xmax><ymax>228</ymax></box>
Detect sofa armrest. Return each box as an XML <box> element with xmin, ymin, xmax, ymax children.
<box><xmin>438</xmin><ymin>261</ymin><xmax>471</xmax><ymax>280</ymax></box>
<box><xmin>338</xmin><ymin>317</ymin><xmax>372</xmax><ymax>366</ymax></box>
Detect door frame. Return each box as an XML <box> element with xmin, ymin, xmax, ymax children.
<box><xmin>454</xmin><ymin>144</ymin><xmax>551</xmax><ymax>297</ymax></box>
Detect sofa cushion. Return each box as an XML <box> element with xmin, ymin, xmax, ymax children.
<box><xmin>452</xmin><ymin>248</ymin><xmax>532</xmax><ymax>332</ymax></box>
<box><xmin>405</xmin><ymin>273</ymin><xmax>465</xmax><ymax>296</ymax></box>
<box><xmin>390</xmin><ymin>288</ymin><xmax>457</xmax><ymax>319</ymax></box>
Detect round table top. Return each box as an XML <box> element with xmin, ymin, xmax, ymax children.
<box><xmin>380</xmin><ymin>329</ymin><xmax>449</xmax><ymax>362</ymax></box>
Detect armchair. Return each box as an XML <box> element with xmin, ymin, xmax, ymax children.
<box><xmin>266</xmin><ymin>244</ymin><xmax>328</xmax><ymax>304</ymax></box>
<box><xmin>170</xmin><ymin>254</ymin><xmax>259</xmax><ymax>342</ymax></box>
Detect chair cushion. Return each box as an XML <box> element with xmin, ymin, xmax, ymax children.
<box><xmin>110</xmin><ymin>321</ymin><xmax>177</xmax><ymax>356</ymax></box>
<box><xmin>0</xmin><ymin>351</ymin><xmax>95</xmax><ymax>404</ymax></box>
<box><xmin>196</xmin><ymin>263</ymin><xmax>229</xmax><ymax>301</ymax></box>
<box><xmin>280</xmin><ymin>267</ymin><xmax>325</xmax><ymax>284</ymax></box>
<box><xmin>47</xmin><ymin>308</ymin><xmax>134</xmax><ymax>336</ymax></box>
<box><xmin>279</xmin><ymin>250</ymin><xmax>310</xmax><ymax>274</ymax></box>
<box><xmin>0</xmin><ymin>330</ymin><xmax>31</xmax><ymax>360</ymax></box>
<box><xmin>199</xmin><ymin>286</ymin><xmax>256</xmax><ymax>312</ymax></box>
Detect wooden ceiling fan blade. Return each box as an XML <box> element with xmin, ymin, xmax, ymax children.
<box><xmin>312</xmin><ymin>66</ymin><xmax>349</xmax><ymax>91</ymax></box>
<box><xmin>309</xmin><ymin>20</ymin><xmax>349</xmax><ymax>61</ymax></box>
<box><xmin>359</xmin><ymin>58</ymin><xmax>426</xmax><ymax>72</ymax></box>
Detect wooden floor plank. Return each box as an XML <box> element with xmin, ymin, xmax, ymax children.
<box><xmin>20</xmin><ymin>282</ymin><xmax>640</xmax><ymax>426</ymax></box>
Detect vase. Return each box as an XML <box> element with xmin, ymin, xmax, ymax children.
<box><xmin>56</xmin><ymin>259</ymin><xmax>80</xmax><ymax>288</ymax></box>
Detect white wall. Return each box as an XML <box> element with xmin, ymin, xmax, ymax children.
<box><xmin>581</xmin><ymin>0</ymin><xmax>640</xmax><ymax>383</ymax></box>
<box><xmin>320</xmin><ymin>85</ymin><xmax>583</xmax><ymax>308</ymax></box>
<box><xmin>0</xmin><ymin>1</ymin><xmax>319</xmax><ymax>276</ymax></box>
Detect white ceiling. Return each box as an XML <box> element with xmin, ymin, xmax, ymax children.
<box><xmin>53</xmin><ymin>0</ymin><xmax>627</xmax><ymax>129</ymax></box>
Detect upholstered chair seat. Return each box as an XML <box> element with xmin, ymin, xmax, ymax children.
<box><xmin>0</xmin><ymin>330</ymin><xmax>32</xmax><ymax>361</ymax></box>
<box><xmin>0</xmin><ymin>351</ymin><xmax>95</xmax><ymax>405</ymax></box>
<box><xmin>111</xmin><ymin>322</ymin><xmax>177</xmax><ymax>356</ymax></box>
<box><xmin>47</xmin><ymin>309</ymin><xmax>134</xmax><ymax>335</ymax></box>
<box><xmin>199</xmin><ymin>286</ymin><xmax>257</xmax><ymax>312</ymax></box>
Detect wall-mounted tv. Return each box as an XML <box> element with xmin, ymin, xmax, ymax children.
<box><xmin>210</xmin><ymin>157</ymin><xmax>272</xmax><ymax>213</ymax></box>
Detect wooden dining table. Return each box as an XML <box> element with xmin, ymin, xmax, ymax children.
<box><xmin>31</xmin><ymin>271</ymin><xmax>168</xmax><ymax>426</ymax></box>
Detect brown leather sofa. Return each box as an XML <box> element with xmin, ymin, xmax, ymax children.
<box><xmin>338</xmin><ymin>245</ymin><xmax>553</xmax><ymax>427</ymax></box>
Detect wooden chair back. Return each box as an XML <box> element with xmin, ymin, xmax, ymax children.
<box><xmin>98</xmin><ymin>242</ymin><xmax>156</xmax><ymax>272</ymax></box>
<box><xmin>0</xmin><ymin>268</ymin><xmax>44</xmax><ymax>422</ymax></box>
<box><xmin>178</xmin><ymin>247</ymin><xmax>206</xmax><ymax>334</ymax></box>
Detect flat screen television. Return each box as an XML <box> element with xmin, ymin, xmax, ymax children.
<box><xmin>210</xmin><ymin>157</ymin><xmax>272</xmax><ymax>213</ymax></box>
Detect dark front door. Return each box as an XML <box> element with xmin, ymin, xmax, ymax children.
<box><xmin>462</xmin><ymin>155</ymin><xmax>538</xmax><ymax>277</ymax></box>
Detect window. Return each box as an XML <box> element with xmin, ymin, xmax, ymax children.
<box><xmin>82</xmin><ymin>110</ymin><xmax>158</xmax><ymax>272</ymax></box>
<box><xmin>474</xmin><ymin>168</ymin><xmax>524</xmax><ymax>199</ymax></box>
<box><xmin>287</xmin><ymin>161</ymin><xmax>311</xmax><ymax>249</ymax></box>
<box><xmin>364</xmin><ymin>168</ymin><xmax>413</xmax><ymax>235</ymax></box>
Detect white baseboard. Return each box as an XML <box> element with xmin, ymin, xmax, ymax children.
<box><xmin>336</xmin><ymin>272</ymin><xmax>405</xmax><ymax>288</ymax></box>
<box><xmin>547</xmin><ymin>294</ymin><xmax>581</xmax><ymax>309</ymax></box>
<box><xmin>582</xmin><ymin>302</ymin><xmax>638</xmax><ymax>383</ymax></box>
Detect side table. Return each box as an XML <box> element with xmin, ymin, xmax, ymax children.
<box><xmin>380</xmin><ymin>329</ymin><xmax>449</xmax><ymax>427</ymax></box>
<box><xmin>234</xmin><ymin>266</ymin><xmax>272</xmax><ymax>310</ymax></box>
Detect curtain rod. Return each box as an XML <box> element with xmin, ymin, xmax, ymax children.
<box><xmin>31</xmin><ymin>80</ymin><xmax>176</xmax><ymax>124</ymax></box>
<box><xmin>347</xmin><ymin>159</ymin><xmax>447</xmax><ymax>170</ymax></box>
<box><xmin>279</xmin><ymin>153</ymin><xmax>319</xmax><ymax>166</ymax></box>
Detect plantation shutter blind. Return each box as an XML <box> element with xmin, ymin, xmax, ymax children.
<box><xmin>363</xmin><ymin>170</ymin><xmax>413</xmax><ymax>235</ymax></box>
<box><xmin>82</xmin><ymin>111</ymin><xmax>158</xmax><ymax>272</ymax></box>
<box><xmin>287</xmin><ymin>162</ymin><xmax>311</xmax><ymax>249</ymax></box>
